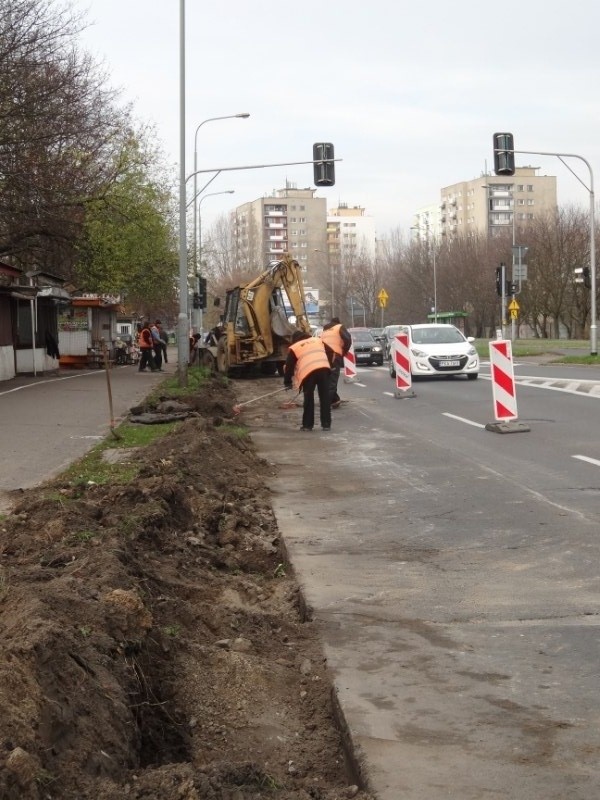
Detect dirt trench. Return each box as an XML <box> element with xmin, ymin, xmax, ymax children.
<box><xmin>0</xmin><ymin>375</ymin><xmax>374</xmax><ymax>800</ymax></box>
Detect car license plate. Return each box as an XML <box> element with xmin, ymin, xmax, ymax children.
<box><xmin>443</xmin><ymin>360</ymin><xmax>460</xmax><ymax>367</ymax></box>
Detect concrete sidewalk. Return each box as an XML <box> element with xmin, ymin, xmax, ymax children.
<box><xmin>0</xmin><ymin>352</ymin><xmax>177</xmax><ymax>507</ymax></box>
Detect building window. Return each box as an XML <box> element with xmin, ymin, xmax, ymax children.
<box><xmin>299</xmin><ymin>205</ymin><xmax>305</xmax><ymax>211</ymax></box>
<box><xmin>517</xmin><ymin>184</ymin><xmax>524</xmax><ymax>191</ymax></box>
<box><xmin>527</xmin><ymin>199</ymin><xmax>534</xmax><ymax>206</ymax></box>
<box><xmin>300</xmin><ymin>242</ymin><xmax>307</xmax><ymax>248</ymax></box>
<box><xmin>527</xmin><ymin>185</ymin><xmax>534</xmax><ymax>191</ymax></box>
<box><xmin>299</xmin><ymin>217</ymin><xmax>306</xmax><ymax>223</ymax></box>
<box><xmin>290</xmin><ymin>217</ymin><xmax>296</xmax><ymax>223</ymax></box>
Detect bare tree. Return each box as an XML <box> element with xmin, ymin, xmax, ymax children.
<box><xmin>0</xmin><ymin>0</ymin><xmax>134</xmax><ymax>275</ymax></box>
<box><xmin>519</xmin><ymin>207</ymin><xmax>589</xmax><ymax>338</ymax></box>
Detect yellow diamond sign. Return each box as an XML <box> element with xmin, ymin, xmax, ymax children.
<box><xmin>378</xmin><ymin>289</ymin><xmax>388</xmax><ymax>308</ymax></box>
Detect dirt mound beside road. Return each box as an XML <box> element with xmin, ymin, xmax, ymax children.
<box><xmin>0</xmin><ymin>375</ymin><xmax>371</xmax><ymax>800</ymax></box>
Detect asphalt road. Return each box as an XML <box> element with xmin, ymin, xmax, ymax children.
<box><xmin>253</xmin><ymin>357</ymin><xmax>600</xmax><ymax>799</ymax></box>
<box><xmin>2</xmin><ymin>354</ymin><xmax>600</xmax><ymax>797</ymax></box>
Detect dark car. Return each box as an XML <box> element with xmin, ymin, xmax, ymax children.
<box><xmin>348</xmin><ymin>328</ymin><xmax>384</xmax><ymax>366</ymax></box>
<box><xmin>369</xmin><ymin>327</ymin><xmax>385</xmax><ymax>346</ymax></box>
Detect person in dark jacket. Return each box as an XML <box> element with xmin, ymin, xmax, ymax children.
<box><xmin>284</xmin><ymin>330</ymin><xmax>332</xmax><ymax>431</ymax></box>
<box><xmin>320</xmin><ymin>317</ymin><xmax>352</xmax><ymax>408</ymax></box>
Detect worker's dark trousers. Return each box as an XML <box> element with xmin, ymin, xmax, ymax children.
<box><xmin>329</xmin><ymin>362</ymin><xmax>341</xmax><ymax>403</ymax></box>
<box><xmin>302</xmin><ymin>368</ymin><xmax>332</xmax><ymax>429</ymax></box>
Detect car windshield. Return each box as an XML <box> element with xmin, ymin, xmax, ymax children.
<box><xmin>385</xmin><ymin>326</ymin><xmax>403</xmax><ymax>338</ymax></box>
<box><xmin>411</xmin><ymin>327</ymin><xmax>466</xmax><ymax>345</ymax></box>
<box><xmin>351</xmin><ymin>331</ymin><xmax>375</xmax><ymax>342</ymax></box>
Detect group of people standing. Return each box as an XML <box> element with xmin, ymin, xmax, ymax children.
<box><xmin>136</xmin><ymin>320</ymin><xmax>169</xmax><ymax>372</ymax></box>
<box><xmin>283</xmin><ymin>317</ymin><xmax>352</xmax><ymax>432</ymax></box>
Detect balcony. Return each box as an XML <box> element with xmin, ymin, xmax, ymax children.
<box><xmin>266</xmin><ymin>222</ymin><xmax>286</xmax><ymax>229</ymax></box>
<box><xmin>268</xmin><ymin>235</ymin><xmax>286</xmax><ymax>242</ymax></box>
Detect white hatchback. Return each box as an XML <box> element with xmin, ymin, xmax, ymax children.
<box><xmin>389</xmin><ymin>323</ymin><xmax>479</xmax><ymax>380</ymax></box>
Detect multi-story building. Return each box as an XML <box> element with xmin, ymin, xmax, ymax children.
<box><xmin>232</xmin><ymin>184</ymin><xmax>327</xmax><ymax>285</ymax></box>
<box><xmin>413</xmin><ymin>167</ymin><xmax>557</xmax><ymax>242</ymax></box>
<box><xmin>326</xmin><ymin>204</ymin><xmax>377</xmax><ymax>263</ymax></box>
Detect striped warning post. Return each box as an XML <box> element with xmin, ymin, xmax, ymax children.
<box><xmin>489</xmin><ymin>339</ymin><xmax>518</xmax><ymax>421</ymax></box>
<box><xmin>343</xmin><ymin>345</ymin><xmax>357</xmax><ymax>381</ymax></box>
<box><xmin>392</xmin><ymin>332</ymin><xmax>413</xmax><ymax>394</ymax></box>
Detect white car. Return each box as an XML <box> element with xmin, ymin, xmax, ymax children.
<box><xmin>389</xmin><ymin>323</ymin><xmax>479</xmax><ymax>380</ymax></box>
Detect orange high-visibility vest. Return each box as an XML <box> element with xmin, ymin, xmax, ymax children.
<box><xmin>289</xmin><ymin>337</ymin><xmax>330</xmax><ymax>388</ymax></box>
<box><xmin>321</xmin><ymin>324</ymin><xmax>344</xmax><ymax>356</ymax></box>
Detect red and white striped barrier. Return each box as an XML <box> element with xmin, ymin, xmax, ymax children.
<box><xmin>489</xmin><ymin>339</ymin><xmax>518</xmax><ymax>421</ymax></box>
<box><xmin>392</xmin><ymin>332</ymin><xmax>414</xmax><ymax>395</ymax></box>
<box><xmin>343</xmin><ymin>345</ymin><xmax>357</xmax><ymax>381</ymax></box>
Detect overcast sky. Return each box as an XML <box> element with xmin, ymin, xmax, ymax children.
<box><xmin>77</xmin><ymin>0</ymin><xmax>600</xmax><ymax>238</ymax></box>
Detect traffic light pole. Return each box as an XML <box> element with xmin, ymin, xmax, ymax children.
<box><xmin>501</xmin><ymin>263</ymin><xmax>507</xmax><ymax>339</ymax></box>
<box><xmin>177</xmin><ymin>156</ymin><xmax>342</xmax><ymax>386</ymax></box>
<box><xmin>512</xmin><ymin>147</ymin><xmax>597</xmax><ymax>356</ymax></box>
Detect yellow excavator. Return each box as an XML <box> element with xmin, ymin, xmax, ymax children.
<box><xmin>196</xmin><ymin>253</ymin><xmax>312</xmax><ymax>376</ymax></box>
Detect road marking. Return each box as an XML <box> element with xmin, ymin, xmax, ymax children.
<box><xmin>479</xmin><ymin>373</ymin><xmax>600</xmax><ymax>399</ymax></box>
<box><xmin>0</xmin><ymin>370</ymin><xmax>99</xmax><ymax>397</ymax></box>
<box><xmin>443</xmin><ymin>412</ymin><xmax>486</xmax><ymax>429</ymax></box>
<box><xmin>572</xmin><ymin>454</ymin><xmax>600</xmax><ymax>468</ymax></box>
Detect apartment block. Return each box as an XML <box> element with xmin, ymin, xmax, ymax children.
<box><xmin>413</xmin><ymin>167</ymin><xmax>557</xmax><ymax>242</ymax></box>
<box><xmin>232</xmin><ymin>184</ymin><xmax>327</xmax><ymax>285</ymax></box>
<box><xmin>326</xmin><ymin>204</ymin><xmax>377</xmax><ymax>264</ymax></box>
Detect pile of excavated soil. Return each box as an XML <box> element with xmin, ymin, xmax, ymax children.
<box><xmin>0</xmin><ymin>374</ymin><xmax>373</xmax><ymax>800</ymax></box>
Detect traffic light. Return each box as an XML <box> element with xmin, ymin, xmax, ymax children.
<box><xmin>495</xmin><ymin>264</ymin><xmax>504</xmax><ymax>296</ymax></box>
<box><xmin>493</xmin><ymin>132</ymin><xmax>515</xmax><ymax>176</ymax></box>
<box><xmin>192</xmin><ymin>292</ymin><xmax>201</xmax><ymax>309</ymax></box>
<box><xmin>574</xmin><ymin>267</ymin><xmax>592</xmax><ymax>289</ymax></box>
<box><xmin>313</xmin><ymin>142</ymin><xmax>335</xmax><ymax>187</ymax></box>
<box><xmin>198</xmin><ymin>276</ymin><xmax>207</xmax><ymax>309</ymax></box>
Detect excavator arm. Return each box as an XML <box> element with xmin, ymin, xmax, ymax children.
<box><xmin>218</xmin><ymin>253</ymin><xmax>313</xmax><ymax>374</ymax></box>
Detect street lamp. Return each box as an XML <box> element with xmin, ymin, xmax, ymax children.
<box><xmin>314</xmin><ymin>248</ymin><xmax>334</xmax><ymax>317</ymax></box>
<box><xmin>197</xmin><ymin>190</ymin><xmax>235</xmax><ymax>271</ymax></box>
<box><xmin>192</xmin><ymin>190</ymin><xmax>235</xmax><ymax>332</ymax></box>
<box><xmin>193</xmin><ymin>114</ymin><xmax>249</xmax><ymax>275</ymax></box>
<box><xmin>410</xmin><ymin>227</ymin><xmax>437</xmax><ymax>322</ymax></box>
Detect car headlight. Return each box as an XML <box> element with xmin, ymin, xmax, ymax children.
<box><xmin>467</xmin><ymin>346</ymin><xmax>477</xmax><ymax>356</ymax></box>
<box><xmin>411</xmin><ymin>348</ymin><xmax>428</xmax><ymax>357</ymax></box>
<box><xmin>372</xmin><ymin>345</ymin><xmax>382</xmax><ymax>352</ymax></box>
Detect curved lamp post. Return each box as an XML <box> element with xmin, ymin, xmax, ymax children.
<box><xmin>192</xmin><ymin>190</ymin><xmax>234</xmax><ymax>333</ymax></box>
<box><xmin>193</xmin><ymin>114</ymin><xmax>249</xmax><ymax>274</ymax></box>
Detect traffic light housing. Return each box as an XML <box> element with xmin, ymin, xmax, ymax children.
<box><xmin>313</xmin><ymin>142</ymin><xmax>335</xmax><ymax>187</ymax></box>
<box><xmin>493</xmin><ymin>132</ymin><xmax>515</xmax><ymax>176</ymax></box>
<box><xmin>495</xmin><ymin>265</ymin><xmax>504</xmax><ymax>296</ymax></box>
<box><xmin>198</xmin><ymin>276</ymin><xmax>207</xmax><ymax>309</ymax></box>
<box><xmin>574</xmin><ymin>267</ymin><xmax>592</xmax><ymax>289</ymax></box>
<box><xmin>192</xmin><ymin>292</ymin><xmax>201</xmax><ymax>309</ymax></box>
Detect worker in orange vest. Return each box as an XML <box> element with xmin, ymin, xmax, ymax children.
<box><xmin>321</xmin><ymin>316</ymin><xmax>352</xmax><ymax>408</ymax></box>
<box><xmin>284</xmin><ymin>331</ymin><xmax>332</xmax><ymax>431</ymax></box>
